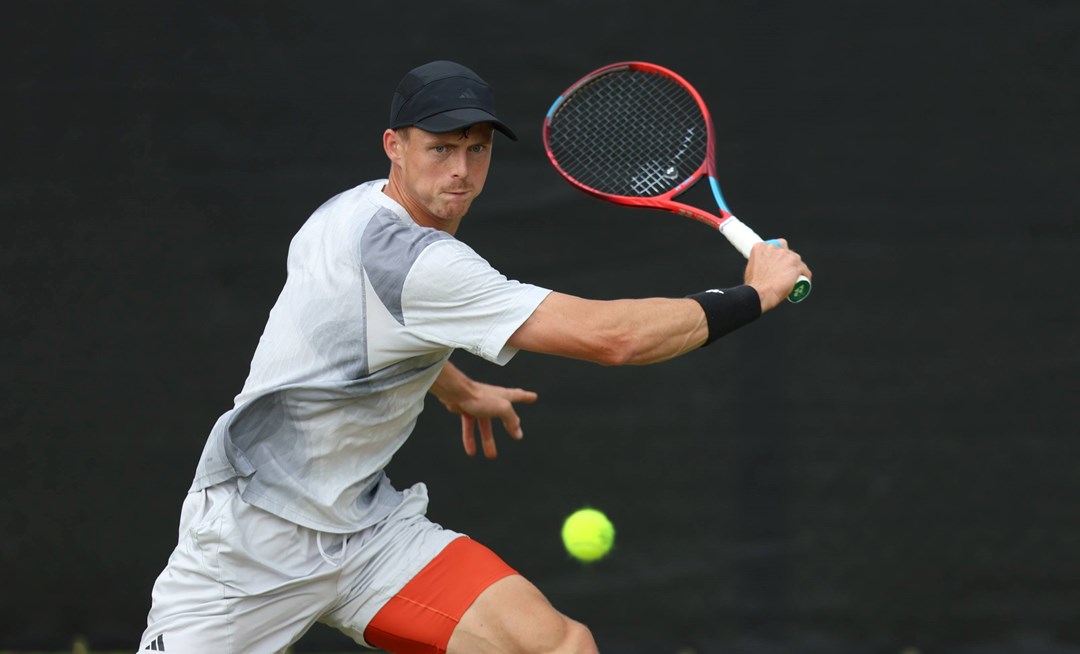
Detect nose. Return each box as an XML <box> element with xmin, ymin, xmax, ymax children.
<box><xmin>450</xmin><ymin>149</ymin><xmax>469</xmax><ymax>178</ymax></box>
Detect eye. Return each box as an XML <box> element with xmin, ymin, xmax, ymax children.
<box><xmin>469</xmin><ymin>144</ymin><xmax>487</xmax><ymax>153</ymax></box>
<box><xmin>433</xmin><ymin>145</ymin><xmax>448</xmax><ymax>154</ymax></box>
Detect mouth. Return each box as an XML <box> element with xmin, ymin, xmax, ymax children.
<box><xmin>443</xmin><ymin>190</ymin><xmax>473</xmax><ymax>202</ymax></box>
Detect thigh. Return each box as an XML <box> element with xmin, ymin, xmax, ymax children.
<box><xmin>447</xmin><ymin>575</ymin><xmax>596</xmax><ymax>654</ymax></box>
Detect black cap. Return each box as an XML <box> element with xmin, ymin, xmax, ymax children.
<box><xmin>389</xmin><ymin>60</ymin><xmax>518</xmax><ymax>141</ymax></box>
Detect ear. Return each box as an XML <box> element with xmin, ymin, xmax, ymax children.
<box><xmin>383</xmin><ymin>128</ymin><xmax>403</xmax><ymax>163</ymax></box>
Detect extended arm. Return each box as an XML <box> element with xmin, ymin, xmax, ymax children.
<box><xmin>507</xmin><ymin>239</ymin><xmax>809</xmax><ymax>364</ymax></box>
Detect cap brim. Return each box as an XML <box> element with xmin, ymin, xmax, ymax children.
<box><xmin>413</xmin><ymin>108</ymin><xmax>518</xmax><ymax>141</ymax></box>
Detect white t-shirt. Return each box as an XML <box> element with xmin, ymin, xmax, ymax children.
<box><xmin>190</xmin><ymin>180</ymin><xmax>551</xmax><ymax>533</ymax></box>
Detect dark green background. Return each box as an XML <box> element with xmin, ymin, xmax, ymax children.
<box><xmin>3</xmin><ymin>1</ymin><xmax>1077</xmax><ymax>651</ymax></box>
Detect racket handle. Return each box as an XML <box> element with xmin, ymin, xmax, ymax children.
<box><xmin>719</xmin><ymin>217</ymin><xmax>812</xmax><ymax>304</ymax></box>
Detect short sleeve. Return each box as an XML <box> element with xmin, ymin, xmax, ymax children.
<box><xmin>400</xmin><ymin>239</ymin><xmax>551</xmax><ymax>365</ymax></box>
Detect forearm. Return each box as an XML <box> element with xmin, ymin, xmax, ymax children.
<box><xmin>596</xmin><ymin>297</ymin><xmax>709</xmax><ymax>365</ymax></box>
<box><xmin>509</xmin><ymin>293</ymin><xmax>711</xmax><ymax>366</ymax></box>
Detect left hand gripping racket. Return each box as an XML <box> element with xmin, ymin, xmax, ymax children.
<box><xmin>543</xmin><ymin>61</ymin><xmax>811</xmax><ymax>303</ymax></box>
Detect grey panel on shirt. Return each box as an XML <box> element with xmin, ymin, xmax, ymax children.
<box><xmin>361</xmin><ymin>209</ymin><xmax>452</xmax><ymax>324</ymax></box>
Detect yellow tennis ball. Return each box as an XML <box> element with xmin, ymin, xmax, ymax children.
<box><xmin>561</xmin><ymin>508</ymin><xmax>615</xmax><ymax>562</ymax></box>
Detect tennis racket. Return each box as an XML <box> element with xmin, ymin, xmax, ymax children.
<box><xmin>543</xmin><ymin>61</ymin><xmax>811</xmax><ymax>303</ymax></box>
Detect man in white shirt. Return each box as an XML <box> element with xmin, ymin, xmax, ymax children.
<box><xmin>139</xmin><ymin>60</ymin><xmax>811</xmax><ymax>654</ymax></box>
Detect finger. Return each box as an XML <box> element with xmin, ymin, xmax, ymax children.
<box><xmin>501</xmin><ymin>387</ymin><xmax>538</xmax><ymax>404</ymax></box>
<box><xmin>500</xmin><ymin>406</ymin><xmax>525</xmax><ymax>440</ymax></box>
<box><xmin>751</xmin><ymin>241</ymin><xmax>782</xmax><ymax>257</ymax></box>
<box><xmin>787</xmin><ymin>251</ymin><xmax>812</xmax><ymax>280</ymax></box>
<box><xmin>479</xmin><ymin>418</ymin><xmax>498</xmax><ymax>459</ymax></box>
<box><xmin>461</xmin><ymin>414</ymin><xmax>477</xmax><ymax>457</ymax></box>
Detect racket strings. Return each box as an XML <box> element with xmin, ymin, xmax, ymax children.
<box><xmin>547</xmin><ymin>69</ymin><xmax>708</xmax><ymax>198</ymax></box>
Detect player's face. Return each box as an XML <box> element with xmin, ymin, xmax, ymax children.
<box><xmin>387</xmin><ymin>124</ymin><xmax>494</xmax><ymax>230</ymax></box>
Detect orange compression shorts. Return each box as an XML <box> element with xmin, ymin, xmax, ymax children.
<box><xmin>363</xmin><ymin>536</ymin><xmax>518</xmax><ymax>654</ymax></box>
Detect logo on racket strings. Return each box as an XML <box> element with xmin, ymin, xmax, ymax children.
<box><xmin>629</xmin><ymin>127</ymin><xmax>698</xmax><ymax>195</ymax></box>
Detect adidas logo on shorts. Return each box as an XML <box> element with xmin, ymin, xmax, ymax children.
<box><xmin>144</xmin><ymin>634</ymin><xmax>165</xmax><ymax>650</ymax></box>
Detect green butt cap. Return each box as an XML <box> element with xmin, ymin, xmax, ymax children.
<box><xmin>788</xmin><ymin>278</ymin><xmax>811</xmax><ymax>303</ymax></box>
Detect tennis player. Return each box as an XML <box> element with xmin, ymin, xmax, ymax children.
<box><xmin>138</xmin><ymin>60</ymin><xmax>810</xmax><ymax>653</ymax></box>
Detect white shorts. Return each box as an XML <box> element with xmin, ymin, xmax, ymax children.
<box><xmin>138</xmin><ymin>479</ymin><xmax>461</xmax><ymax>653</ymax></box>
